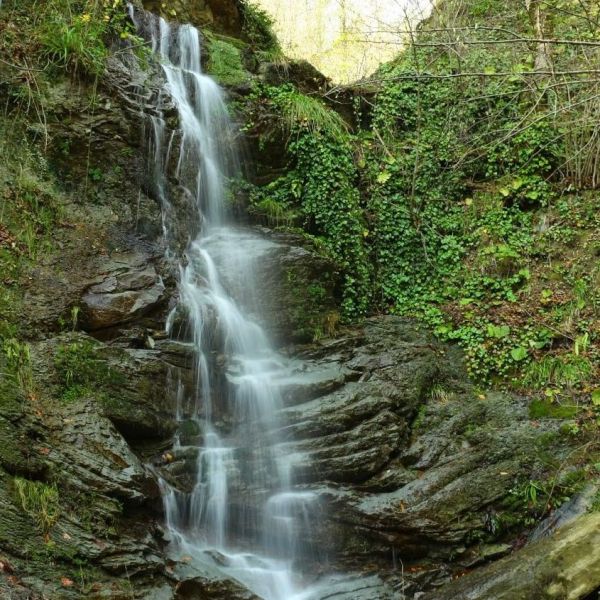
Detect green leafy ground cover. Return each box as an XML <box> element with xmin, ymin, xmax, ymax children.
<box><xmin>244</xmin><ymin>0</ymin><xmax>600</xmax><ymax>432</ymax></box>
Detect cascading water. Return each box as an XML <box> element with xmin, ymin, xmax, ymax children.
<box><xmin>129</xmin><ymin>7</ymin><xmax>319</xmax><ymax>599</ymax></box>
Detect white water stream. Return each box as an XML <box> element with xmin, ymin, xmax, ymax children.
<box><xmin>130</xmin><ymin>8</ymin><xmax>320</xmax><ymax>599</ymax></box>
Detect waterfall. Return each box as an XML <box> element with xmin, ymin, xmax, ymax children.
<box><xmin>129</xmin><ymin>7</ymin><xmax>319</xmax><ymax>599</ymax></box>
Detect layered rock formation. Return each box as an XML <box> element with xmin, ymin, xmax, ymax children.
<box><xmin>0</xmin><ymin>1</ymin><xmax>598</xmax><ymax>599</ymax></box>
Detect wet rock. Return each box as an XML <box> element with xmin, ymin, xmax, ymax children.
<box><xmin>141</xmin><ymin>0</ymin><xmax>243</xmax><ymax>36</ymax></box>
<box><xmin>0</xmin><ymin>381</ymin><xmax>46</xmax><ymax>478</ymax></box>
<box><xmin>169</xmin><ymin>553</ymin><xmax>261</xmax><ymax>600</ymax></box>
<box><xmin>232</xmin><ymin>317</ymin><xmax>568</xmax><ymax>574</ymax></box>
<box><xmin>201</xmin><ymin>227</ymin><xmax>339</xmax><ymax>345</ymax></box>
<box><xmin>44</xmin><ymin>399</ymin><xmax>159</xmax><ymax>502</ymax></box>
<box><xmin>308</xmin><ymin>573</ymin><xmax>397</xmax><ymax>599</ymax></box>
<box><xmin>423</xmin><ymin>513</ymin><xmax>600</xmax><ymax>600</ymax></box>
<box><xmin>81</xmin><ymin>252</ymin><xmax>167</xmax><ymax>331</ymax></box>
<box><xmin>174</xmin><ymin>577</ymin><xmax>259</xmax><ymax>600</ymax></box>
<box><xmin>259</xmin><ymin>60</ymin><xmax>330</xmax><ymax>93</ymax></box>
<box><xmin>101</xmin><ymin>347</ymin><xmax>180</xmax><ymax>440</ymax></box>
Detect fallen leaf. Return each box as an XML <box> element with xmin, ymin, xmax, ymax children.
<box><xmin>61</xmin><ymin>577</ymin><xmax>74</xmax><ymax>587</ymax></box>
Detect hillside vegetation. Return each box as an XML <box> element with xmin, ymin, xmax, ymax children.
<box><xmin>247</xmin><ymin>0</ymin><xmax>600</xmax><ymax>421</ymax></box>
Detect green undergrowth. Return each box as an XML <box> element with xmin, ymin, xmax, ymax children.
<box><xmin>242</xmin><ymin>0</ymin><xmax>600</xmax><ymax>422</ymax></box>
<box><xmin>13</xmin><ymin>477</ymin><xmax>60</xmax><ymax>534</ymax></box>
<box><xmin>239</xmin><ymin>0</ymin><xmax>282</xmax><ymax>60</ymax></box>
<box><xmin>1</xmin><ymin>0</ymin><xmax>138</xmax><ymax>77</ymax></box>
<box><xmin>350</xmin><ymin>0</ymin><xmax>600</xmax><ymax>411</ymax></box>
<box><xmin>54</xmin><ymin>338</ymin><xmax>125</xmax><ymax>403</ymax></box>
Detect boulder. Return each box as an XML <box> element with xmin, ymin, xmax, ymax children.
<box><xmin>43</xmin><ymin>398</ymin><xmax>159</xmax><ymax>501</ymax></box>
<box><xmin>201</xmin><ymin>317</ymin><xmax>570</xmax><ymax>580</ymax></box>
<box><xmin>81</xmin><ymin>252</ymin><xmax>167</xmax><ymax>331</ymax></box>
<box><xmin>423</xmin><ymin>513</ymin><xmax>600</xmax><ymax>600</ymax></box>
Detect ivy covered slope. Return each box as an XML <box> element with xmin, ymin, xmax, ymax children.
<box><xmin>359</xmin><ymin>0</ymin><xmax>600</xmax><ymax>401</ymax></box>
<box><xmin>242</xmin><ymin>1</ymin><xmax>600</xmax><ymax>419</ymax></box>
<box><xmin>235</xmin><ymin>0</ymin><xmax>600</xmax><ymax>545</ymax></box>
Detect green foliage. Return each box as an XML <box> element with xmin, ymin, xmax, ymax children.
<box><xmin>2</xmin><ymin>338</ymin><xmax>33</xmax><ymax>394</ymax></box>
<box><xmin>524</xmin><ymin>355</ymin><xmax>594</xmax><ymax>389</ymax></box>
<box><xmin>352</xmin><ymin>2</ymin><xmax>600</xmax><ymax>386</ymax></box>
<box><xmin>206</xmin><ymin>35</ymin><xmax>250</xmax><ymax>86</ymax></box>
<box><xmin>288</xmin><ymin>132</ymin><xmax>371</xmax><ymax>317</ymax></box>
<box><xmin>278</xmin><ymin>91</ymin><xmax>349</xmax><ymax>144</ymax></box>
<box><xmin>240</xmin><ymin>1</ymin><xmax>281</xmax><ymax>54</ymax></box>
<box><xmin>54</xmin><ymin>339</ymin><xmax>122</xmax><ymax>402</ymax></box>
<box><xmin>13</xmin><ymin>477</ymin><xmax>60</xmax><ymax>534</ymax></box>
<box><xmin>503</xmin><ymin>473</ymin><xmax>582</xmax><ymax>527</ymax></box>
<box><xmin>251</xmin><ymin>198</ymin><xmax>298</xmax><ymax>227</ymax></box>
<box><xmin>247</xmin><ymin>84</ymin><xmax>371</xmax><ymax>318</ymax></box>
<box><xmin>28</xmin><ymin>0</ymin><xmax>136</xmax><ymax>76</ymax></box>
<box><xmin>40</xmin><ymin>9</ymin><xmax>108</xmax><ymax>75</ymax></box>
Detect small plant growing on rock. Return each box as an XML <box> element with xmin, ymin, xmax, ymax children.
<box><xmin>13</xmin><ymin>477</ymin><xmax>60</xmax><ymax>535</ymax></box>
<box><xmin>54</xmin><ymin>339</ymin><xmax>121</xmax><ymax>402</ymax></box>
<box><xmin>2</xmin><ymin>338</ymin><xmax>34</xmax><ymax>396</ymax></box>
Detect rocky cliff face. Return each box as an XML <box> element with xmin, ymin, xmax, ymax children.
<box><xmin>0</xmin><ymin>1</ymin><xmax>598</xmax><ymax>599</ymax></box>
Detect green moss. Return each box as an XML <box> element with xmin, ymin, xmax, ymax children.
<box><xmin>534</xmin><ymin>431</ymin><xmax>560</xmax><ymax>449</ymax></box>
<box><xmin>207</xmin><ymin>36</ymin><xmax>251</xmax><ymax>86</ymax></box>
<box><xmin>529</xmin><ymin>399</ymin><xmax>579</xmax><ymax>419</ymax></box>
<box><xmin>412</xmin><ymin>404</ymin><xmax>428</xmax><ymax>432</ymax></box>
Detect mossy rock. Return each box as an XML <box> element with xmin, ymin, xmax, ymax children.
<box><xmin>0</xmin><ymin>380</ymin><xmax>46</xmax><ymax>477</ymax></box>
<box><xmin>206</xmin><ymin>35</ymin><xmax>252</xmax><ymax>86</ymax></box>
<box><xmin>529</xmin><ymin>398</ymin><xmax>579</xmax><ymax>419</ymax></box>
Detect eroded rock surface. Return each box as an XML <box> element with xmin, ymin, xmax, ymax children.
<box><xmin>156</xmin><ymin>315</ymin><xmax>594</xmax><ymax>598</ymax></box>
<box><xmin>81</xmin><ymin>253</ymin><xmax>167</xmax><ymax>331</ymax></box>
<box><xmin>423</xmin><ymin>513</ymin><xmax>600</xmax><ymax>600</ymax></box>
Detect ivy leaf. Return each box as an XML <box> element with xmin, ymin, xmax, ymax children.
<box><xmin>510</xmin><ymin>347</ymin><xmax>528</xmax><ymax>361</ymax></box>
<box><xmin>592</xmin><ymin>390</ymin><xmax>600</xmax><ymax>406</ymax></box>
<box><xmin>487</xmin><ymin>324</ymin><xmax>510</xmax><ymax>338</ymax></box>
<box><xmin>518</xmin><ymin>268</ymin><xmax>531</xmax><ymax>280</ymax></box>
<box><xmin>377</xmin><ymin>171</ymin><xmax>392</xmax><ymax>184</ymax></box>
<box><xmin>529</xmin><ymin>339</ymin><xmax>547</xmax><ymax>350</ymax></box>
<box><xmin>484</xmin><ymin>66</ymin><xmax>496</xmax><ymax>75</ymax></box>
